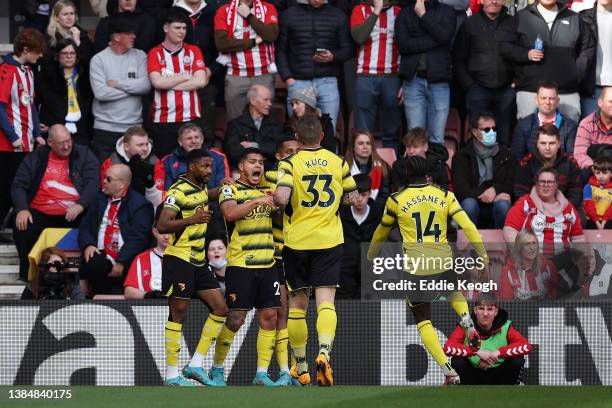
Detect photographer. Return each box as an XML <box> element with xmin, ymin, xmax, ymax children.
<box><xmin>21</xmin><ymin>247</ymin><xmax>84</xmax><ymax>300</ymax></box>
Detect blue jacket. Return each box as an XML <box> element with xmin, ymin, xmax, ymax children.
<box><xmin>78</xmin><ymin>190</ymin><xmax>153</xmax><ymax>267</ymax></box>
<box><xmin>162</xmin><ymin>147</ymin><xmax>229</xmax><ymax>190</ymax></box>
<box><xmin>510</xmin><ymin>110</ymin><xmax>578</xmax><ymax>160</ymax></box>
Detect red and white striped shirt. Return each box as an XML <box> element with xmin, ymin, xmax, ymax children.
<box><xmin>505</xmin><ymin>195</ymin><xmax>583</xmax><ymax>257</ymax></box>
<box><xmin>0</xmin><ymin>61</ymin><xmax>35</xmax><ymax>152</ymax></box>
<box><xmin>124</xmin><ymin>248</ymin><xmax>163</xmax><ymax>292</ymax></box>
<box><xmin>147</xmin><ymin>43</ymin><xmax>206</xmax><ymax>123</ymax></box>
<box><xmin>214</xmin><ymin>1</ymin><xmax>278</xmax><ymax>77</ymax></box>
<box><xmin>350</xmin><ymin>5</ymin><xmax>400</xmax><ymax>75</ymax></box>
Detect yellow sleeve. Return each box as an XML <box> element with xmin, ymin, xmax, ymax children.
<box><xmin>341</xmin><ymin>160</ymin><xmax>357</xmax><ymax>193</ymax></box>
<box><xmin>277</xmin><ymin>159</ymin><xmax>294</xmax><ymax>189</ymax></box>
<box><xmin>219</xmin><ymin>184</ymin><xmax>237</xmax><ymax>204</ymax></box>
<box><xmin>163</xmin><ymin>188</ymin><xmax>185</xmax><ymax>213</ymax></box>
<box><xmin>448</xmin><ymin>193</ymin><xmax>488</xmax><ymax>264</ymax></box>
<box><xmin>367</xmin><ymin>196</ymin><xmax>398</xmax><ymax>260</ymax></box>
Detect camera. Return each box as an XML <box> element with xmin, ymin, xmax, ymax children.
<box><xmin>37</xmin><ymin>258</ymin><xmax>80</xmax><ymax>300</ymax></box>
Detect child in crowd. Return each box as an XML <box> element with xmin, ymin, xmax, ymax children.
<box><xmin>583</xmin><ymin>156</ymin><xmax>612</xmax><ymax>229</ymax></box>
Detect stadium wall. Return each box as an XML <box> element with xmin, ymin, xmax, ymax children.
<box><xmin>1</xmin><ymin>300</ymin><xmax>610</xmax><ymax>386</ymax></box>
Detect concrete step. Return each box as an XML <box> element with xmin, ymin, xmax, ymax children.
<box><xmin>0</xmin><ymin>284</ymin><xmax>25</xmax><ymax>299</ymax></box>
<box><xmin>0</xmin><ymin>245</ymin><xmax>17</xmax><ymax>256</ymax></box>
<box><xmin>0</xmin><ymin>265</ymin><xmax>19</xmax><ymax>284</ymax></box>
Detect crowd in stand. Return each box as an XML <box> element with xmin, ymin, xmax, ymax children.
<box><xmin>3</xmin><ymin>0</ymin><xmax>612</xmax><ymax>300</ymax></box>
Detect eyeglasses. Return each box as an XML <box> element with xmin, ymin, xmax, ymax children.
<box><xmin>537</xmin><ymin>180</ymin><xmax>557</xmax><ymax>186</ymax></box>
<box><xmin>479</xmin><ymin>127</ymin><xmax>497</xmax><ymax>132</ymax></box>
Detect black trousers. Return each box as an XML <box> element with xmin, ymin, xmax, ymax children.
<box><xmin>79</xmin><ymin>251</ymin><xmax>125</xmax><ymax>297</ymax></box>
<box><xmin>92</xmin><ymin>128</ymin><xmax>123</xmax><ymax>162</ymax></box>
<box><xmin>452</xmin><ymin>356</ymin><xmax>525</xmax><ymax>385</ymax></box>
<box><xmin>147</xmin><ymin>122</ymin><xmax>184</xmax><ymax>159</ymax></box>
<box><xmin>0</xmin><ymin>151</ymin><xmax>27</xmax><ymax>225</ymax></box>
<box><xmin>13</xmin><ymin>209</ymin><xmax>79</xmax><ymax>281</ymax></box>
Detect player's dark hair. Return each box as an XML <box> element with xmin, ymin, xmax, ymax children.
<box><xmin>186</xmin><ymin>149</ymin><xmax>210</xmax><ymax>166</ymax></box>
<box><xmin>276</xmin><ymin>135</ymin><xmax>297</xmax><ymax>153</ymax></box>
<box><xmin>164</xmin><ymin>8</ymin><xmax>190</xmax><ymax>26</ymax></box>
<box><xmin>295</xmin><ymin>116</ymin><xmax>323</xmax><ymax>146</ymax></box>
<box><xmin>537</xmin><ymin>124</ymin><xmax>561</xmax><ymax>141</ymax></box>
<box><xmin>240</xmin><ymin>147</ymin><xmax>264</xmax><ymax>162</ymax></box>
<box><xmin>471</xmin><ymin>111</ymin><xmax>496</xmax><ymax>130</ymax></box>
<box><xmin>593</xmin><ymin>156</ymin><xmax>612</xmax><ymax>173</ymax></box>
<box><xmin>406</xmin><ymin>156</ymin><xmax>428</xmax><ymax>182</ymax></box>
<box><xmin>474</xmin><ymin>292</ymin><xmax>497</xmax><ymax>307</ymax></box>
<box><xmin>353</xmin><ymin>174</ymin><xmax>372</xmax><ymax>193</ymax></box>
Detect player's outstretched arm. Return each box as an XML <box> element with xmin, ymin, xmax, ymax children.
<box><xmin>273</xmin><ymin>186</ymin><xmax>292</xmax><ymax>209</ymax></box>
<box><xmin>157</xmin><ymin>207</ymin><xmax>211</xmax><ymax>234</ymax></box>
<box><xmin>451</xmin><ymin>207</ymin><xmax>488</xmax><ymax>265</ymax></box>
<box><xmin>367</xmin><ymin>223</ymin><xmax>392</xmax><ymax>261</ymax></box>
<box><xmin>220</xmin><ymin>196</ymin><xmax>274</xmax><ymax>222</ymax></box>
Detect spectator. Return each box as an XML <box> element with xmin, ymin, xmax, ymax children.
<box><xmin>511</xmin><ymin>81</ymin><xmax>578</xmax><ymax>159</ymax></box>
<box><xmin>148</xmin><ymin>9</ymin><xmax>209</xmax><ymax>158</ymax></box>
<box><xmin>583</xmin><ymin>156</ymin><xmax>612</xmax><ymax>229</ymax></box>
<box><xmin>162</xmin><ymin>123</ymin><xmax>229</xmax><ymax>191</ymax></box>
<box><xmin>286</xmin><ymin>86</ymin><xmax>336</xmax><ymax>153</ymax></box>
<box><xmin>173</xmin><ymin>0</ymin><xmax>222</xmax><ymax>137</ymax></box>
<box><xmin>499</xmin><ymin>0</ymin><xmax>594</xmax><ymax>123</ymax></box>
<box><xmin>504</xmin><ymin>167</ymin><xmax>585</xmax><ymax>258</ymax></box>
<box><xmin>444</xmin><ymin>293</ymin><xmax>532</xmax><ymax>385</ymax></box>
<box><xmin>12</xmin><ymin>124</ymin><xmax>100</xmax><ymax>281</ymax></box>
<box><xmin>37</xmin><ymin>38</ymin><xmax>93</xmax><ymax>146</ymax></box>
<box><xmin>0</xmin><ymin>29</ymin><xmax>46</xmax><ymax>230</ymax></box>
<box><xmin>100</xmin><ymin>126</ymin><xmax>164</xmax><ymax>208</ymax></box>
<box><xmin>46</xmin><ymin>0</ymin><xmax>93</xmax><ymax>64</ymax></box>
<box><xmin>21</xmin><ymin>0</ymin><xmax>58</xmax><ymax>34</ymax></box>
<box><xmin>338</xmin><ymin>174</ymin><xmax>382</xmax><ymax>299</ymax></box>
<box><xmin>391</xmin><ymin>127</ymin><xmax>450</xmax><ymax>191</ymax></box>
<box><xmin>223</xmin><ymin>85</ymin><xmax>285</xmax><ymax>167</ymax></box>
<box><xmin>396</xmin><ymin>0</ymin><xmax>456</xmax><ymax>145</ymax></box>
<box><xmin>206</xmin><ymin>235</ymin><xmax>228</xmax><ymax>294</ymax></box>
<box><xmin>93</xmin><ymin>0</ymin><xmax>158</xmax><ymax>54</ymax></box>
<box><xmin>350</xmin><ymin>0</ymin><xmax>402</xmax><ymax>150</ymax></box>
<box><xmin>21</xmin><ymin>246</ymin><xmax>84</xmax><ymax>299</ymax></box>
<box><xmin>514</xmin><ymin>124</ymin><xmax>583</xmax><ymax>209</ymax></box>
<box><xmin>276</xmin><ymin>0</ymin><xmax>353</xmax><ymax>130</ymax></box>
<box><xmin>452</xmin><ymin>113</ymin><xmax>515</xmax><ymax>228</ymax></box>
<box><xmin>579</xmin><ymin>0</ymin><xmax>612</xmax><ymax>117</ymax></box>
<box><xmin>90</xmin><ymin>15</ymin><xmax>151</xmax><ymax>161</ymax></box>
<box><xmin>214</xmin><ymin>0</ymin><xmax>279</xmax><ymax>121</ymax></box>
<box><xmin>124</xmin><ymin>205</ymin><xmax>168</xmax><ymax>299</ymax></box>
<box><xmin>344</xmin><ymin>129</ymin><xmax>390</xmax><ymax>206</ymax></box>
<box><xmin>453</xmin><ymin>0</ymin><xmax>516</xmax><ymax>147</ymax></box>
<box><xmin>78</xmin><ymin>164</ymin><xmax>153</xmax><ymax>297</ymax></box>
<box><xmin>574</xmin><ymin>86</ymin><xmax>612</xmax><ymax>170</ymax></box>
<box><xmin>499</xmin><ymin>229</ymin><xmax>558</xmax><ymax>300</ymax></box>
<box><xmin>90</xmin><ymin>0</ymin><xmax>110</xmax><ymax>17</ymax></box>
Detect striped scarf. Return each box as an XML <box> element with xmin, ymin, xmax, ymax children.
<box><xmin>64</xmin><ymin>68</ymin><xmax>81</xmax><ymax>134</ymax></box>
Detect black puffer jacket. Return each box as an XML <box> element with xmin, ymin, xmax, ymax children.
<box><xmin>276</xmin><ymin>2</ymin><xmax>353</xmax><ymax>80</ymax></box>
<box><xmin>451</xmin><ymin>138</ymin><xmax>516</xmax><ymax>201</ymax></box>
<box><xmin>579</xmin><ymin>6</ymin><xmax>600</xmax><ymax>97</ymax></box>
<box><xmin>499</xmin><ymin>3</ymin><xmax>594</xmax><ymax>93</ymax></box>
<box><xmin>395</xmin><ymin>0</ymin><xmax>456</xmax><ymax>83</ymax></box>
<box><xmin>93</xmin><ymin>7</ymin><xmax>158</xmax><ymax>53</ymax></box>
<box><xmin>391</xmin><ymin>143</ymin><xmax>450</xmax><ymax>191</ymax></box>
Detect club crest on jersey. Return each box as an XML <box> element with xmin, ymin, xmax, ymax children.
<box><xmin>150</xmin><ymin>277</ymin><xmax>161</xmax><ymax>291</ymax></box>
<box><xmin>20</xmin><ymin>93</ymin><xmax>30</xmax><ymax>106</ymax></box>
<box><xmin>183</xmin><ymin>56</ymin><xmax>192</xmax><ymax>66</ymax></box>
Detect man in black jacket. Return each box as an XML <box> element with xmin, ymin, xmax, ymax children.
<box><xmin>452</xmin><ymin>113</ymin><xmax>515</xmax><ymax>228</ymax></box>
<box><xmin>276</xmin><ymin>0</ymin><xmax>353</xmax><ymax>131</ymax></box>
<box><xmin>396</xmin><ymin>0</ymin><xmax>456</xmax><ymax>146</ymax></box>
<box><xmin>11</xmin><ymin>125</ymin><xmax>100</xmax><ymax>281</ymax></box>
<box><xmin>453</xmin><ymin>0</ymin><xmax>516</xmax><ymax>147</ymax></box>
<box><xmin>499</xmin><ymin>0</ymin><xmax>594</xmax><ymax>123</ymax></box>
<box><xmin>223</xmin><ymin>84</ymin><xmax>285</xmax><ymax>168</ymax></box>
<box><xmin>514</xmin><ymin>124</ymin><xmax>583</xmax><ymax>208</ymax></box>
<box><xmin>79</xmin><ymin>164</ymin><xmax>153</xmax><ymax>297</ymax></box>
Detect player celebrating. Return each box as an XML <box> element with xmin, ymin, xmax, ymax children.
<box><xmin>265</xmin><ymin>138</ymin><xmax>300</xmax><ymax>386</ymax></box>
<box><xmin>368</xmin><ymin>156</ymin><xmax>488</xmax><ymax>385</ymax></box>
<box><xmin>214</xmin><ymin>148</ymin><xmax>280</xmax><ymax>386</ymax></box>
<box><xmin>274</xmin><ymin>117</ymin><xmax>358</xmax><ymax>386</ymax></box>
<box><xmin>157</xmin><ymin>150</ymin><xmax>229</xmax><ymax>386</ymax></box>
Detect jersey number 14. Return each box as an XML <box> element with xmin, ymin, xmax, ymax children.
<box><xmin>411</xmin><ymin>211</ymin><xmax>441</xmax><ymax>242</ymax></box>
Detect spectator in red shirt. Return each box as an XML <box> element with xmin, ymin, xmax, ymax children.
<box><xmin>444</xmin><ymin>293</ymin><xmax>531</xmax><ymax>385</ymax></box>
<box><xmin>11</xmin><ymin>124</ymin><xmax>100</xmax><ymax>281</ymax></box>
<box><xmin>499</xmin><ymin>229</ymin><xmax>558</xmax><ymax>300</ymax></box>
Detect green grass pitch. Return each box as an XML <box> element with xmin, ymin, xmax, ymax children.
<box><xmin>2</xmin><ymin>386</ymin><xmax>612</xmax><ymax>408</ymax></box>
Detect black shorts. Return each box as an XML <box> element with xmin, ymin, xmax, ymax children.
<box><xmin>282</xmin><ymin>245</ymin><xmax>342</xmax><ymax>291</ymax></box>
<box><xmin>274</xmin><ymin>258</ymin><xmax>286</xmax><ymax>286</ymax></box>
<box><xmin>225</xmin><ymin>265</ymin><xmax>280</xmax><ymax>310</ymax></box>
<box><xmin>407</xmin><ymin>269</ymin><xmax>459</xmax><ymax>307</ymax></box>
<box><xmin>162</xmin><ymin>255</ymin><xmax>220</xmax><ymax>299</ymax></box>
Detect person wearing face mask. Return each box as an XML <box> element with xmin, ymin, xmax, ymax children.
<box><xmin>206</xmin><ymin>236</ymin><xmax>228</xmax><ymax>294</ymax></box>
<box><xmin>452</xmin><ymin>112</ymin><xmax>516</xmax><ymax>228</ymax></box>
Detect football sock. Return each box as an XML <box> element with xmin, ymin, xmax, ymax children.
<box><xmin>449</xmin><ymin>292</ymin><xmax>470</xmax><ymax>319</ymax></box>
<box><xmin>275</xmin><ymin>328</ymin><xmax>290</xmax><ymax>373</ymax></box>
<box><xmin>416</xmin><ymin>320</ymin><xmax>449</xmax><ymax>367</ymax></box>
<box><xmin>256</xmin><ymin>328</ymin><xmax>277</xmax><ymax>373</ymax></box>
<box><xmin>316</xmin><ymin>301</ymin><xmax>337</xmax><ymax>360</ymax></box>
<box><xmin>189</xmin><ymin>314</ymin><xmax>225</xmax><ymax>368</ymax></box>
<box><xmin>288</xmin><ymin>308</ymin><xmax>308</xmax><ymax>373</ymax></box>
<box><xmin>165</xmin><ymin>321</ymin><xmax>182</xmax><ymax>379</ymax></box>
<box><xmin>213</xmin><ymin>324</ymin><xmax>237</xmax><ymax>367</ymax></box>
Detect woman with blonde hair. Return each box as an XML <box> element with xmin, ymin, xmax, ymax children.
<box><xmin>499</xmin><ymin>229</ymin><xmax>558</xmax><ymax>300</ymax></box>
<box><xmin>344</xmin><ymin>128</ymin><xmax>390</xmax><ymax>206</ymax></box>
<box><xmin>46</xmin><ymin>0</ymin><xmax>92</xmax><ymax>63</ymax></box>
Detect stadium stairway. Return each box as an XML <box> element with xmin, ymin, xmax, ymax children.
<box><xmin>0</xmin><ymin>236</ymin><xmax>24</xmax><ymax>299</ymax></box>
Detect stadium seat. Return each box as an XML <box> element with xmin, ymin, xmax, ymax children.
<box><xmin>377</xmin><ymin>148</ymin><xmax>397</xmax><ymax>167</ymax></box>
<box><xmin>464</xmin><ymin>114</ymin><xmax>473</xmax><ymax>143</ymax></box>
<box><xmin>445</xmin><ymin>108</ymin><xmax>461</xmax><ymax>146</ymax></box>
<box><xmin>271</xmin><ymin>102</ymin><xmax>287</xmax><ymax>124</ymax></box>
<box><xmin>93</xmin><ymin>294</ymin><xmax>126</xmax><ymax>300</ymax></box>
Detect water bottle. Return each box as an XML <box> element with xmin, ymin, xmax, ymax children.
<box><xmin>534</xmin><ymin>34</ymin><xmax>544</xmax><ymax>51</ymax></box>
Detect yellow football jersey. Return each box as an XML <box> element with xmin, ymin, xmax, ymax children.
<box><xmin>277</xmin><ymin>147</ymin><xmax>357</xmax><ymax>250</ymax></box>
<box><xmin>163</xmin><ymin>175</ymin><xmax>208</xmax><ymax>266</ymax></box>
<box><xmin>219</xmin><ymin>180</ymin><xmax>276</xmax><ymax>268</ymax></box>
<box><xmin>265</xmin><ymin>169</ymin><xmax>284</xmax><ymax>259</ymax></box>
<box><xmin>379</xmin><ymin>182</ymin><xmax>487</xmax><ymax>275</ymax></box>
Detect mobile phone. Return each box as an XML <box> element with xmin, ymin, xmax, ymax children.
<box><xmin>315</xmin><ymin>48</ymin><xmax>328</xmax><ymax>54</ymax></box>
